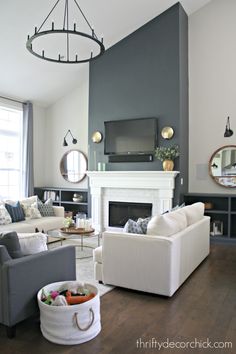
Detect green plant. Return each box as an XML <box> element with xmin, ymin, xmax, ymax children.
<box><xmin>154</xmin><ymin>145</ymin><xmax>180</xmax><ymax>161</ymax></box>
<box><xmin>63</xmin><ymin>216</ymin><xmax>74</xmax><ymax>228</ymax></box>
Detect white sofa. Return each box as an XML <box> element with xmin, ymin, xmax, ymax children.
<box><xmin>0</xmin><ymin>206</ymin><xmax>64</xmax><ymax>233</ymax></box>
<box><xmin>93</xmin><ymin>203</ymin><xmax>210</xmax><ymax>297</ymax></box>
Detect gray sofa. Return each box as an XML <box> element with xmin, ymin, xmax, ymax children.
<box><xmin>0</xmin><ymin>237</ymin><xmax>76</xmax><ymax>338</ymax></box>
<box><xmin>0</xmin><ymin>206</ymin><xmax>64</xmax><ymax>233</ymax></box>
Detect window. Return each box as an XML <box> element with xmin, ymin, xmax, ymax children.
<box><xmin>0</xmin><ymin>104</ymin><xmax>23</xmax><ymax>200</ymax></box>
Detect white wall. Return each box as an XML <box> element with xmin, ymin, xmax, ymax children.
<box><xmin>33</xmin><ymin>104</ymin><xmax>46</xmax><ymax>187</ymax></box>
<box><xmin>189</xmin><ymin>0</ymin><xmax>236</xmax><ymax>193</ymax></box>
<box><xmin>43</xmin><ymin>66</ymin><xmax>89</xmax><ymax>189</ymax></box>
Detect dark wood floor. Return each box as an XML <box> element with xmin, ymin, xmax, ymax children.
<box><xmin>0</xmin><ymin>244</ymin><xmax>235</xmax><ymax>354</ymax></box>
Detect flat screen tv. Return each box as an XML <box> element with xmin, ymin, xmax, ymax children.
<box><xmin>104</xmin><ymin>117</ymin><xmax>157</xmax><ymax>155</ymax></box>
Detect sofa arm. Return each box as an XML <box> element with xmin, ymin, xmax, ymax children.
<box><xmin>0</xmin><ymin>245</ymin><xmax>11</xmax><ymax>265</ymax></box>
<box><xmin>53</xmin><ymin>206</ymin><xmax>65</xmax><ymax>217</ymax></box>
<box><xmin>1</xmin><ymin>245</ymin><xmax>76</xmax><ymax>326</ymax></box>
<box><xmin>102</xmin><ymin>232</ymin><xmax>174</xmax><ymax>295</ymax></box>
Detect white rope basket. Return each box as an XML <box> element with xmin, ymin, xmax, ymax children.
<box><xmin>37</xmin><ymin>281</ymin><xmax>101</xmax><ymax>345</ymax></box>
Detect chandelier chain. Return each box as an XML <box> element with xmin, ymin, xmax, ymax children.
<box><xmin>73</xmin><ymin>0</ymin><xmax>98</xmax><ymax>39</ymax></box>
<box><xmin>37</xmin><ymin>0</ymin><xmax>61</xmax><ymax>33</ymax></box>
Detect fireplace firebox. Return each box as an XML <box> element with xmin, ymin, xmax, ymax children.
<box><xmin>109</xmin><ymin>201</ymin><xmax>152</xmax><ymax>227</ymax></box>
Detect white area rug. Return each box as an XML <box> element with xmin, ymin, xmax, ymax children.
<box><xmin>49</xmin><ymin>236</ymin><xmax>113</xmax><ymax>297</ymax></box>
<box><xmin>76</xmin><ymin>257</ymin><xmax>114</xmax><ymax>297</ymax></box>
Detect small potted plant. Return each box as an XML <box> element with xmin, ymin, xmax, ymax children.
<box><xmin>63</xmin><ymin>216</ymin><xmax>74</xmax><ymax>229</ymax></box>
<box><xmin>155</xmin><ymin>144</ymin><xmax>180</xmax><ymax>171</ymax></box>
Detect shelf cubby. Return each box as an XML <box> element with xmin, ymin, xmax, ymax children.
<box><xmin>184</xmin><ymin>193</ymin><xmax>236</xmax><ymax>244</ymax></box>
<box><xmin>34</xmin><ymin>187</ymin><xmax>89</xmax><ymax>218</ymax></box>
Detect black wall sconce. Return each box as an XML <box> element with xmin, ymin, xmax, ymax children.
<box><xmin>63</xmin><ymin>130</ymin><xmax>77</xmax><ymax>146</ymax></box>
<box><xmin>224</xmin><ymin>116</ymin><xmax>233</xmax><ymax>137</ymax></box>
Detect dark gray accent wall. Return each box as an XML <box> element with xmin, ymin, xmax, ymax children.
<box><xmin>88</xmin><ymin>3</ymin><xmax>188</xmax><ymax>204</ymax></box>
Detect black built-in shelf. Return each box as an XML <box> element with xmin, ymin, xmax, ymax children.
<box><xmin>184</xmin><ymin>193</ymin><xmax>236</xmax><ymax>244</ymax></box>
<box><xmin>34</xmin><ymin>187</ymin><xmax>89</xmax><ymax>217</ymax></box>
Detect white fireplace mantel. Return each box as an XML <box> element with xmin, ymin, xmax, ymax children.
<box><xmin>87</xmin><ymin>171</ymin><xmax>179</xmax><ymax>232</ymax></box>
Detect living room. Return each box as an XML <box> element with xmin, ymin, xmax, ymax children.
<box><xmin>0</xmin><ymin>0</ymin><xmax>236</xmax><ymax>353</ymax></box>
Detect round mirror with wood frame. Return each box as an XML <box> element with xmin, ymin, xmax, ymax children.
<box><xmin>60</xmin><ymin>150</ymin><xmax>87</xmax><ymax>183</ymax></box>
<box><xmin>209</xmin><ymin>145</ymin><xmax>236</xmax><ymax>188</ymax></box>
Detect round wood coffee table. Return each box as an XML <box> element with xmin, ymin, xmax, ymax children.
<box><xmin>48</xmin><ymin>228</ymin><xmax>100</xmax><ymax>259</ymax></box>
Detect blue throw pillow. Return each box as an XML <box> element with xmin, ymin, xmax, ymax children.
<box><xmin>123</xmin><ymin>219</ymin><xmax>144</xmax><ymax>234</ymax></box>
<box><xmin>5</xmin><ymin>201</ymin><xmax>25</xmax><ymax>222</ymax></box>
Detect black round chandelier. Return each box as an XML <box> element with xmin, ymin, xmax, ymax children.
<box><xmin>26</xmin><ymin>0</ymin><xmax>105</xmax><ymax>64</ymax></box>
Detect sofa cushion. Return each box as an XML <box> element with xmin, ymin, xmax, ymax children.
<box><xmin>147</xmin><ymin>209</ymin><xmax>187</xmax><ymax>237</ymax></box>
<box><xmin>183</xmin><ymin>202</ymin><xmax>204</xmax><ymax>226</ymax></box>
<box><xmin>20</xmin><ymin>195</ymin><xmax>38</xmax><ymax>205</ymax></box>
<box><xmin>0</xmin><ymin>231</ymin><xmax>23</xmax><ymax>258</ymax></box>
<box><xmin>0</xmin><ymin>205</ymin><xmax>12</xmax><ymax>225</ymax></box>
<box><xmin>20</xmin><ymin>196</ymin><xmax>41</xmax><ymax>219</ymax></box>
<box><xmin>24</xmin><ymin>216</ymin><xmax>64</xmax><ymax>232</ymax></box>
<box><xmin>123</xmin><ymin>217</ymin><xmax>151</xmax><ymax>234</ymax></box>
<box><xmin>18</xmin><ymin>232</ymin><xmax>48</xmax><ymax>255</ymax></box>
<box><xmin>5</xmin><ymin>201</ymin><xmax>25</xmax><ymax>222</ymax></box>
<box><xmin>0</xmin><ymin>220</ymin><xmax>35</xmax><ymax>233</ymax></box>
<box><xmin>37</xmin><ymin>199</ymin><xmax>55</xmax><ymax>217</ymax></box>
<box><xmin>123</xmin><ymin>219</ymin><xmax>144</xmax><ymax>234</ymax></box>
<box><xmin>137</xmin><ymin>217</ymin><xmax>152</xmax><ymax>234</ymax></box>
<box><xmin>21</xmin><ymin>201</ymin><xmax>42</xmax><ymax>219</ymax></box>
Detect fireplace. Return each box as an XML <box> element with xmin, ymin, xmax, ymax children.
<box><xmin>87</xmin><ymin>171</ymin><xmax>179</xmax><ymax>232</ymax></box>
<box><xmin>109</xmin><ymin>201</ymin><xmax>152</xmax><ymax>227</ymax></box>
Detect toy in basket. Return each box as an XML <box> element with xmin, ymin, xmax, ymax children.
<box><xmin>37</xmin><ymin>281</ymin><xmax>101</xmax><ymax>345</ymax></box>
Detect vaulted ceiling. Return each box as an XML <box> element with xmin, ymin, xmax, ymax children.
<box><xmin>0</xmin><ymin>0</ymin><xmax>211</xmax><ymax>107</ymax></box>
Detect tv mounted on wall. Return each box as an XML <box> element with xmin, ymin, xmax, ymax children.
<box><xmin>104</xmin><ymin>118</ymin><xmax>157</xmax><ymax>158</ymax></box>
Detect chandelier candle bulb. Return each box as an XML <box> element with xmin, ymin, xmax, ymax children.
<box><xmin>73</xmin><ymin>23</ymin><xmax>76</xmax><ymax>31</ymax></box>
<box><xmin>52</xmin><ymin>22</ymin><xmax>54</xmax><ymax>30</ymax></box>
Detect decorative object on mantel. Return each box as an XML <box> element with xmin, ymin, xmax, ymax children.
<box><xmin>63</xmin><ymin>130</ymin><xmax>77</xmax><ymax>146</ymax></box>
<box><xmin>155</xmin><ymin>145</ymin><xmax>180</xmax><ymax>171</ymax></box>
<box><xmin>161</xmin><ymin>126</ymin><xmax>174</xmax><ymax>140</ymax></box>
<box><xmin>26</xmin><ymin>0</ymin><xmax>105</xmax><ymax>64</ymax></box>
<box><xmin>224</xmin><ymin>116</ymin><xmax>233</xmax><ymax>137</ymax></box>
<box><xmin>91</xmin><ymin>131</ymin><xmax>103</xmax><ymax>143</ymax></box>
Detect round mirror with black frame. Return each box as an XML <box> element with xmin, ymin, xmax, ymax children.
<box><xmin>209</xmin><ymin>145</ymin><xmax>236</xmax><ymax>188</ymax></box>
<box><xmin>60</xmin><ymin>150</ymin><xmax>87</xmax><ymax>183</ymax></box>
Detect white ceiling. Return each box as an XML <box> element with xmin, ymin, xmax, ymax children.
<box><xmin>0</xmin><ymin>0</ymin><xmax>211</xmax><ymax>107</ymax></box>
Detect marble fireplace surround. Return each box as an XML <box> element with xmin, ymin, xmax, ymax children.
<box><xmin>87</xmin><ymin>171</ymin><xmax>179</xmax><ymax>232</ymax></box>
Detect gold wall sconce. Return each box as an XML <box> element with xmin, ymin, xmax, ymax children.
<box><xmin>161</xmin><ymin>126</ymin><xmax>174</xmax><ymax>140</ymax></box>
<box><xmin>92</xmin><ymin>131</ymin><xmax>103</xmax><ymax>143</ymax></box>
